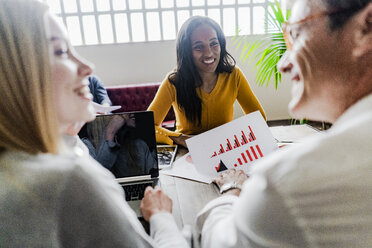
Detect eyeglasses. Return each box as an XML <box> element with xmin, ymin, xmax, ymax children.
<box><xmin>283</xmin><ymin>8</ymin><xmax>350</xmax><ymax>51</ymax></box>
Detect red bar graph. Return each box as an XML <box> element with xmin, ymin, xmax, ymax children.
<box><xmin>250</xmin><ymin>146</ymin><xmax>258</xmax><ymax>159</ymax></box>
<box><xmin>241</xmin><ymin>153</ymin><xmax>248</xmax><ymax>163</ymax></box>
<box><xmin>233</xmin><ymin>135</ymin><xmax>240</xmax><ymax>149</ymax></box>
<box><xmin>256</xmin><ymin>145</ymin><xmax>263</xmax><ymax>157</ymax></box>
<box><xmin>226</xmin><ymin>139</ymin><xmax>233</xmax><ymax>151</ymax></box>
<box><xmin>218</xmin><ymin>144</ymin><xmax>225</xmax><ymax>155</ymax></box>
<box><xmin>241</xmin><ymin>131</ymin><xmax>248</xmax><ymax>145</ymax></box>
<box><xmin>233</xmin><ymin>145</ymin><xmax>264</xmax><ymax>167</ymax></box>
<box><xmin>249</xmin><ymin>126</ymin><xmax>256</xmax><ymax>140</ymax></box>
<box><xmin>246</xmin><ymin>150</ymin><xmax>253</xmax><ymax>161</ymax></box>
<box><xmin>210</xmin><ymin>126</ymin><xmax>257</xmax><ymax>157</ymax></box>
<box><xmin>211</xmin><ymin>151</ymin><xmax>217</xmax><ymax>158</ymax></box>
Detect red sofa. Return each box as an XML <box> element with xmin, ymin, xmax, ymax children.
<box><xmin>106</xmin><ymin>82</ymin><xmax>175</xmax><ymax>129</ymax></box>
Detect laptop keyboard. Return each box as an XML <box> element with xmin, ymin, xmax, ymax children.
<box><xmin>122</xmin><ymin>182</ymin><xmax>153</xmax><ymax>201</ymax></box>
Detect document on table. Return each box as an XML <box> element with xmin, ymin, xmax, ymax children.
<box><xmin>92</xmin><ymin>102</ymin><xmax>121</xmax><ymax>113</ymax></box>
<box><xmin>269</xmin><ymin>124</ymin><xmax>320</xmax><ymax>143</ymax></box>
<box><xmin>161</xmin><ymin>153</ymin><xmax>212</xmax><ymax>184</ymax></box>
<box><xmin>184</xmin><ymin>111</ymin><xmax>278</xmax><ymax>181</ymax></box>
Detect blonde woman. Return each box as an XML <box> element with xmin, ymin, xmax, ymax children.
<box><xmin>0</xmin><ymin>0</ymin><xmax>187</xmax><ymax>247</ymax></box>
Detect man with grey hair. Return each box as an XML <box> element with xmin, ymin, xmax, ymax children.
<box><xmin>188</xmin><ymin>0</ymin><xmax>372</xmax><ymax>247</ymax></box>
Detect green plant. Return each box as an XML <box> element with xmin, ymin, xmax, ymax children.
<box><xmin>232</xmin><ymin>1</ymin><xmax>290</xmax><ymax>89</ymax></box>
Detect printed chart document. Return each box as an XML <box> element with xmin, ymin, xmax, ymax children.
<box><xmin>186</xmin><ymin>111</ymin><xmax>278</xmax><ymax>180</ymax></box>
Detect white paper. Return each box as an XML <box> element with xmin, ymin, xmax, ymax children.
<box><xmin>160</xmin><ymin>153</ymin><xmax>212</xmax><ymax>184</ymax></box>
<box><xmin>92</xmin><ymin>102</ymin><xmax>121</xmax><ymax>113</ymax></box>
<box><xmin>186</xmin><ymin>111</ymin><xmax>278</xmax><ymax>178</ymax></box>
<box><xmin>269</xmin><ymin>124</ymin><xmax>320</xmax><ymax>143</ymax></box>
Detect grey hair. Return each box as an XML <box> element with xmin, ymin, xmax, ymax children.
<box><xmin>323</xmin><ymin>0</ymin><xmax>372</xmax><ymax>30</ymax></box>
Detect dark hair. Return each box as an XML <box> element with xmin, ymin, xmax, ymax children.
<box><xmin>324</xmin><ymin>0</ymin><xmax>372</xmax><ymax>30</ymax></box>
<box><xmin>168</xmin><ymin>16</ymin><xmax>236</xmax><ymax>125</ymax></box>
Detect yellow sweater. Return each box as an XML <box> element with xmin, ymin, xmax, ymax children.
<box><xmin>148</xmin><ymin>67</ymin><xmax>266</xmax><ymax>144</ymax></box>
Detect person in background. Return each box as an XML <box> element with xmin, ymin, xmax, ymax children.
<box><xmin>0</xmin><ymin>0</ymin><xmax>188</xmax><ymax>247</ymax></box>
<box><xmin>88</xmin><ymin>75</ymin><xmax>112</xmax><ymax>107</ymax></box>
<box><xmin>147</xmin><ymin>16</ymin><xmax>265</xmax><ymax>147</ymax></box>
<box><xmin>77</xmin><ymin>75</ymin><xmax>113</xmax><ymax>138</ymax></box>
<box><xmin>143</xmin><ymin>0</ymin><xmax>372</xmax><ymax>247</ymax></box>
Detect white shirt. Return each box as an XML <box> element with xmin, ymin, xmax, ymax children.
<box><xmin>196</xmin><ymin>94</ymin><xmax>372</xmax><ymax>248</ymax></box>
<box><xmin>0</xmin><ymin>144</ymin><xmax>188</xmax><ymax>247</ymax></box>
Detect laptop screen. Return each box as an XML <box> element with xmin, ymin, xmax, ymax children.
<box><xmin>78</xmin><ymin>111</ymin><xmax>159</xmax><ymax>178</ymax></box>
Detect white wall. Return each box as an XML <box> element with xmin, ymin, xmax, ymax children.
<box><xmin>76</xmin><ymin>37</ymin><xmax>292</xmax><ymax>121</ymax></box>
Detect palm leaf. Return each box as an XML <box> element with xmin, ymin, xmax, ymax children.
<box><xmin>233</xmin><ymin>0</ymin><xmax>290</xmax><ymax>89</ymax></box>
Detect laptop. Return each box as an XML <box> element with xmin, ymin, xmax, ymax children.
<box><xmin>78</xmin><ymin>111</ymin><xmax>159</xmax><ymax>217</ymax></box>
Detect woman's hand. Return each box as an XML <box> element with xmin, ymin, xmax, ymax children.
<box><xmin>140</xmin><ymin>186</ymin><xmax>172</xmax><ymax>221</ymax></box>
<box><xmin>170</xmin><ymin>134</ymin><xmax>193</xmax><ymax>148</ymax></box>
<box><xmin>213</xmin><ymin>169</ymin><xmax>248</xmax><ymax>196</ymax></box>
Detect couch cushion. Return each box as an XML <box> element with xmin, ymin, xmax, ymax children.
<box><xmin>106</xmin><ymin>82</ymin><xmax>175</xmax><ymax>123</ymax></box>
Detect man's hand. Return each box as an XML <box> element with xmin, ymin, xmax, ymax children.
<box><xmin>140</xmin><ymin>186</ymin><xmax>172</xmax><ymax>221</ymax></box>
<box><xmin>213</xmin><ymin>169</ymin><xmax>248</xmax><ymax>196</ymax></box>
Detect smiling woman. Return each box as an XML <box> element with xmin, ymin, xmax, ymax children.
<box><xmin>148</xmin><ymin>16</ymin><xmax>266</xmax><ymax>147</ymax></box>
<box><xmin>0</xmin><ymin>0</ymin><xmax>188</xmax><ymax>247</ymax></box>
<box><xmin>48</xmin><ymin>15</ymin><xmax>96</xmax><ymax>132</ymax></box>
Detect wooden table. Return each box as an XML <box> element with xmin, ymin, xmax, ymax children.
<box><xmin>159</xmin><ymin>147</ymin><xmax>220</xmax><ymax>229</ymax></box>
<box><xmin>158</xmin><ymin>124</ymin><xmax>321</xmax><ymax>230</ymax></box>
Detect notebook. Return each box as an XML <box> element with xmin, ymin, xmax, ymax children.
<box><xmin>78</xmin><ymin>111</ymin><xmax>159</xmax><ymax>217</ymax></box>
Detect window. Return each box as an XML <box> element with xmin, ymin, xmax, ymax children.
<box><xmin>44</xmin><ymin>0</ymin><xmax>280</xmax><ymax>46</ymax></box>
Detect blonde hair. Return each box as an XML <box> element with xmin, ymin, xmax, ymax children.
<box><xmin>0</xmin><ymin>0</ymin><xmax>60</xmax><ymax>154</ymax></box>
